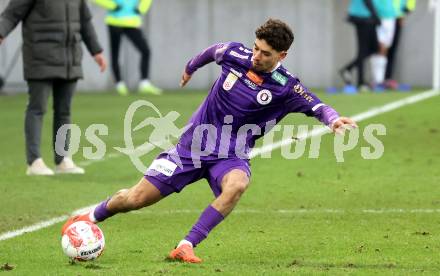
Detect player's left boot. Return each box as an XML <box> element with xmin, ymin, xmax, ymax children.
<box><xmin>139</xmin><ymin>80</ymin><xmax>163</xmax><ymax>95</ymax></box>
<box><xmin>169</xmin><ymin>244</ymin><xmax>202</xmax><ymax>263</ymax></box>
<box><xmin>61</xmin><ymin>212</ymin><xmax>94</xmax><ymax>235</ymax></box>
<box><xmin>55</xmin><ymin>157</ymin><xmax>85</xmax><ymax>174</ymax></box>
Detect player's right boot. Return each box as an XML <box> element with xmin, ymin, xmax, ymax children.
<box><xmin>169</xmin><ymin>244</ymin><xmax>202</xmax><ymax>263</ymax></box>
<box><xmin>61</xmin><ymin>212</ymin><xmax>94</xmax><ymax>235</ymax></box>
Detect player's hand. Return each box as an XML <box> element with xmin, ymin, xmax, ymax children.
<box><xmin>94</xmin><ymin>53</ymin><xmax>107</xmax><ymax>72</ymax></box>
<box><xmin>180</xmin><ymin>71</ymin><xmax>192</xmax><ymax>87</ymax></box>
<box><xmin>331</xmin><ymin>117</ymin><xmax>358</xmax><ymax>135</ymax></box>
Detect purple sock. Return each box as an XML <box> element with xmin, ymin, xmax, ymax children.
<box><xmin>93</xmin><ymin>199</ymin><xmax>115</xmax><ymax>222</ymax></box>
<box><xmin>185</xmin><ymin>205</ymin><xmax>224</xmax><ymax>247</ymax></box>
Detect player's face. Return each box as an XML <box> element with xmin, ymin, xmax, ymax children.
<box><xmin>252</xmin><ymin>39</ymin><xmax>287</xmax><ymax>73</ymax></box>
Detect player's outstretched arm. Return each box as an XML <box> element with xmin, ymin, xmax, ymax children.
<box><xmin>330</xmin><ymin>117</ymin><xmax>358</xmax><ymax>135</ymax></box>
<box><xmin>181</xmin><ymin>43</ymin><xmax>229</xmax><ymax>88</ymax></box>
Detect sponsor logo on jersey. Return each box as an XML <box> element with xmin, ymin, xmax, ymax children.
<box><xmin>293</xmin><ymin>84</ymin><xmax>314</xmax><ymax>103</ymax></box>
<box><xmin>230</xmin><ymin>68</ymin><xmax>243</xmax><ymax>78</ymax></box>
<box><xmin>149</xmin><ymin>158</ymin><xmax>177</xmax><ymax>176</ymax></box>
<box><xmin>244</xmin><ymin>79</ymin><xmax>257</xmax><ymax>90</ymax></box>
<box><xmin>257</xmin><ymin>89</ymin><xmax>272</xmax><ymax>105</ymax></box>
<box><xmin>246</xmin><ymin>70</ymin><xmax>263</xmax><ymax>86</ymax></box>
<box><xmin>229</xmin><ymin>50</ymin><xmax>249</xmax><ymax>60</ymax></box>
<box><xmin>271</xmin><ymin>71</ymin><xmax>288</xmax><ymax>86</ymax></box>
<box><xmin>223</xmin><ymin>72</ymin><xmax>239</xmax><ymax>91</ymax></box>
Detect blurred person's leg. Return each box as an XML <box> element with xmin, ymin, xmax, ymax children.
<box><xmin>25</xmin><ymin>80</ymin><xmax>54</xmax><ymax>175</ymax></box>
<box><xmin>370</xmin><ymin>19</ymin><xmax>396</xmax><ymax>87</ymax></box>
<box><xmin>52</xmin><ymin>79</ymin><xmax>85</xmax><ymax>174</ymax></box>
<box><xmin>25</xmin><ymin>80</ymin><xmax>52</xmax><ymax>165</ymax></box>
<box><xmin>341</xmin><ymin>22</ymin><xmax>372</xmax><ymax>87</ymax></box>
<box><xmin>52</xmin><ymin>79</ymin><xmax>76</xmax><ymax>165</ymax></box>
<box><xmin>125</xmin><ymin>28</ymin><xmax>162</xmax><ymax>95</ymax></box>
<box><xmin>124</xmin><ymin>28</ymin><xmax>151</xmax><ymax>81</ymax></box>
<box><xmin>384</xmin><ymin>18</ymin><xmax>402</xmax><ymax>89</ymax></box>
<box><xmin>339</xmin><ymin>22</ymin><xmax>360</xmax><ymax>85</ymax></box>
<box><xmin>109</xmin><ymin>26</ymin><xmax>128</xmax><ymax>95</ymax></box>
<box><xmin>109</xmin><ymin>26</ymin><xmax>123</xmax><ymax>82</ymax></box>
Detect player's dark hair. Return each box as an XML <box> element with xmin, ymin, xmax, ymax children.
<box><xmin>255</xmin><ymin>19</ymin><xmax>294</xmax><ymax>52</ymax></box>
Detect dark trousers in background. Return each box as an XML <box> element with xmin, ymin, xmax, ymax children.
<box><xmin>109</xmin><ymin>25</ymin><xmax>151</xmax><ymax>82</ymax></box>
<box><xmin>385</xmin><ymin>19</ymin><xmax>402</xmax><ymax>80</ymax></box>
<box><xmin>25</xmin><ymin>79</ymin><xmax>76</xmax><ymax>165</ymax></box>
<box><xmin>343</xmin><ymin>21</ymin><xmax>378</xmax><ymax>86</ymax></box>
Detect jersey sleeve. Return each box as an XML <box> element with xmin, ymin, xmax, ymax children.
<box><xmin>285</xmin><ymin>79</ymin><xmax>340</xmax><ymax>126</ymax></box>
<box><xmin>185</xmin><ymin>42</ymin><xmax>235</xmax><ymax>75</ymax></box>
<box><xmin>219</xmin><ymin>42</ymin><xmax>252</xmax><ymax>68</ymax></box>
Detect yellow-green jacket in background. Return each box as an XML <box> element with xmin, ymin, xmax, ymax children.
<box><xmin>393</xmin><ymin>0</ymin><xmax>416</xmax><ymax>18</ymax></box>
<box><xmin>94</xmin><ymin>0</ymin><xmax>153</xmax><ymax>28</ymax></box>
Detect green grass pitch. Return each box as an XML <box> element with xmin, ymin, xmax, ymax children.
<box><xmin>0</xmin><ymin>89</ymin><xmax>439</xmax><ymax>274</ymax></box>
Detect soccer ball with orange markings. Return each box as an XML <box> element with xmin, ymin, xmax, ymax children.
<box><xmin>61</xmin><ymin>221</ymin><xmax>105</xmax><ymax>261</ymax></box>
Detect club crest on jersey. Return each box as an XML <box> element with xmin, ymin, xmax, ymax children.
<box><xmin>223</xmin><ymin>72</ymin><xmax>238</xmax><ymax>91</ymax></box>
<box><xmin>256</xmin><ymin>89</ymin><xmax>272</xmax><ymax>105</ymax></box>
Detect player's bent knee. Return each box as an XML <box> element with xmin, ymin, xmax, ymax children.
<box><xmin>223</xmin><ymin>180</ymin><xmax>249</xmax><ymax>198</ymax></box>
<box><xmin>233</xmin><ymin>181</ymin><xmax>249</xmax><ymax>194</ymax></box>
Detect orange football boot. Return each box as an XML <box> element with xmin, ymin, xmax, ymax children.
<box><xmin>169</xmin><ymin>244</ymin><xmax>202</xmax><ymax>263</ymax></box>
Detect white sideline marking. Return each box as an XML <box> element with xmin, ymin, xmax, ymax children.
<box><xmin>0</xmin><ymin>90</ymin><xmax>439</xmax><ymax>242</ymax></box>
<box><xmin>0</xmin><ymin>205</ymin><xmax>96</xmax><ymax>241</ymax></box>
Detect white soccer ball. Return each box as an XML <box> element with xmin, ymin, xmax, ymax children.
<box><xmin>61</xmin><ymin>221</ymin><xmax>105</xmax><ymax>261</ymax></box>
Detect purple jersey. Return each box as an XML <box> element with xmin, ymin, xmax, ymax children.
<box><xmin>177</xmin><ymin>42</ymin><xmax>339</xmax><ymax>160</ymax></box>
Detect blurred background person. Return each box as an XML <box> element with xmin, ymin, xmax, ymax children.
<box><xmin>94</xmin><ymin>0</ymin><xmax>162</xmax><ymax>96</ymax></box>
<box><xmin>0</xmin><ymin>0</ymin><xmax>106</xmax><ymax>175</ymax></box>
<box><xmin>339</xmin><ymin>0</ymin><xmax>381</xmax><ymax>92</ymax></box>
<box><xmin>369</xmin><ymin>0</ymin><xmax>397</xmax><ymax>91</ymax></box>
<box><xmin>384</xmin><ymin>0</ymin><xmax>417</xmax><ymax>90</ymax></box>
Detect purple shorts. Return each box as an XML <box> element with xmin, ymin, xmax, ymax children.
<box><xmin>144</xmin><ymin>151</ymin><xmax>251</xmax><ymax>198</ymax></box>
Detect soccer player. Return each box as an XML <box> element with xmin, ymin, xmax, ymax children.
<box><xmin>62</xmin><ymin>19</ymin><xmax>357</xmax><ymax>263</ymax></box>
